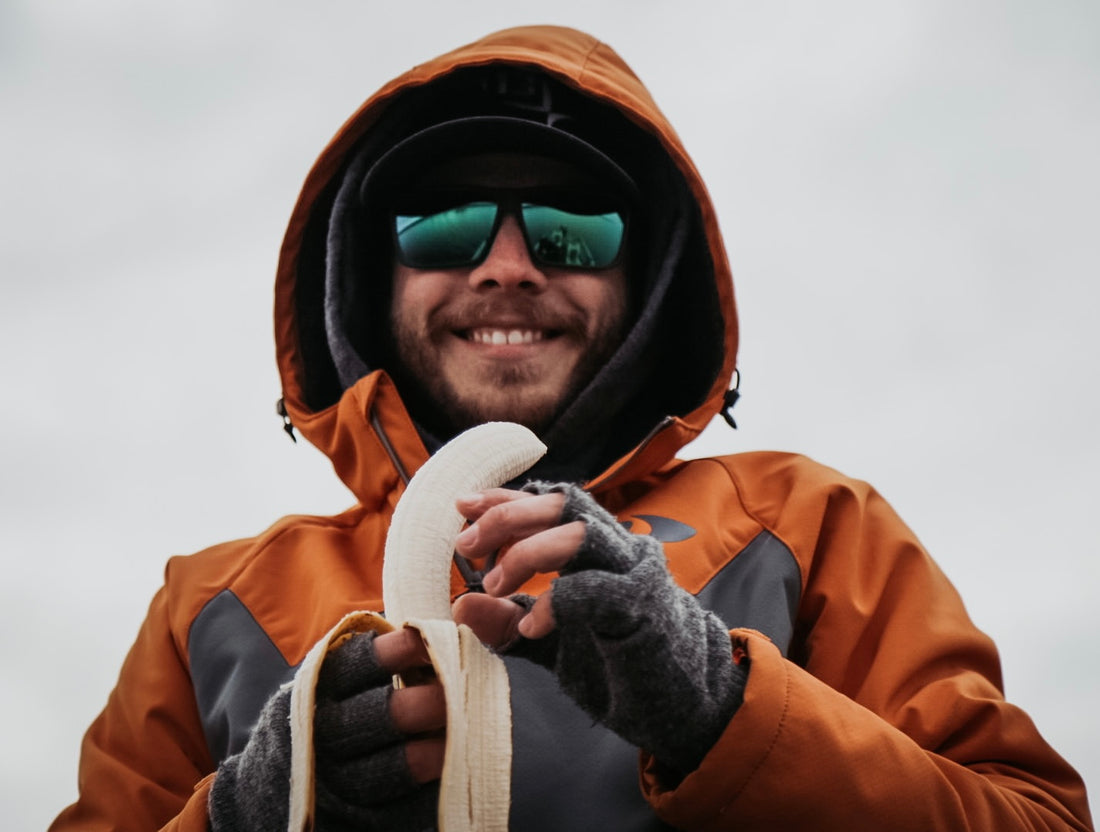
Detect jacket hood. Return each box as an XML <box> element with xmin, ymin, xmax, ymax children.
<box><xmin>274</xmin><ymin>25</ymin><xmax>739</xmax><ymax>503</ymax></box>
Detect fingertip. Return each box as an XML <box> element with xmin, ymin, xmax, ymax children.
<box><xmin>481</xmin><ymin>568</ymin><xmax>501</xmax><ymax>595</ymax></box>
<box><xmin>405</xmin><ymin>736</ymin><xmax>446</xmax><ymax>784</ymax></box>
<box><xmin>455</xmin><ymin>522</ymin><xmax>478</xmax><ymax>552</ymax></box>
<box><xmin>452</xmin><ymin>592</ymin><xmax>527</xmax><ymax>649</ymax></box>
<box><xmin>375</xmin><ymin>626</ymin><xmax>431</xmax><ymax>672</ymax></box>
<box><xmin>450</xmin><ymin>591</ymin><xmax>476</xmax><ymax>619</ymax></box>
<box><xmin>517</xmin><ymin>608</ymin><xmax>552</xmax><ymax>639</ymax></box>
<box><xmin>455</xmin><ymin>492</ymin><xmax>482</xmax><ymax>508</ymax></box>
<box><xmin>390</xmin><ymin>682</ymin><xmax>446</xmax><ymax>735</ymax></box>
<box><xmin>519</xmin><ymin>593</ymin><xmax>557</xmax><ymax>640</ymax></box>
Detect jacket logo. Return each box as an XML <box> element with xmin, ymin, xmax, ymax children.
<box><xmin>621</xmin><ymin>514</ymin><xmax>696</xmax><ymax>543</ymax></box>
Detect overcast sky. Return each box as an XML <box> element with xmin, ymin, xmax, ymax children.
<box><xmin>2</xmin><ymin>1</ymin><xmax>1098</xmax><ymax>827</ymax></box>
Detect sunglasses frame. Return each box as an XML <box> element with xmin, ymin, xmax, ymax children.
<box><xmin>390</xmin><ymin>187</ymin><xmax>630</xmax><ymax>271</ymax></box>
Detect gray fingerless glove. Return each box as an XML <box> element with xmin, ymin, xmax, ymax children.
<box><xmin>507</xmin><ymin>482</ymin><xmax>747</xmax><ymax>777</ymax></box>
<box><xmin>208</xmin><ymin>684</ymin><xmax>296</xmax><ymax>831</ymax></box>
<box><xmin>208</xmin><ymin>631</ymin><xmax>438</xmax><ymax>832</ymax></box>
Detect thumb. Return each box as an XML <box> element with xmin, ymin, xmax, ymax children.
<box><xmin>452</xmin><ymin>593</ymin><xmax>528</xmax><ymax>650</ymax></box>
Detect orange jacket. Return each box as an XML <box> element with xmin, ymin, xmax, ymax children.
<box><xmin>53</xmin><ymin>26</ymin><xmax>1091</xmax><ymax>831</ymax></box>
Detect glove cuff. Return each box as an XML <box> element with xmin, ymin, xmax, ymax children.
<box><xmin>209</xmin><ymin>685</ymin><xmax>293</xmax><ymax>832</ymax></box>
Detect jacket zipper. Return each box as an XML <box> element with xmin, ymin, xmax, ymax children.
<box><xmin>369</xmin><ymin>407</ymin><xmax>412</xmax><ymax>486</ymax></box>
<box><xmin>369</xmin><ymin>405</ymin><xmax>484</xmax><ymax>591</ymax></box>
<box><xmin>590</xmin><ymin>415</ymin><xmax>676</xmax><ymax>493</ymax></box>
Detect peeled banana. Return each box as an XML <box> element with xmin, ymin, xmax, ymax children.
<box><xmin>287</xmin><ymin>422</ymin><xmax>547</xmax><ymax>831</ymax></box>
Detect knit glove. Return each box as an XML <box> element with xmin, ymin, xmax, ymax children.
<box><xmin>208</xmin><ymin>631</ymin><xmax>439</xmax><ymax>832</ymax></box>
<box><xmin>506</xmin><ymin>482</ymin><xmax>747</xmax><ymax>777</ymax></box>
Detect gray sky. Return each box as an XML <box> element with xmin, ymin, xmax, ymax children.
<box><xmin>2</xmin><ymin>1</ymin><xmax>1097</xmax><ymax>827</ymax></box>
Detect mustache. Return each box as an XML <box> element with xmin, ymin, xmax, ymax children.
<box><xmin>431</xmin><ymin>298</ymin><xmax>587</xmax><ymax>333</ymax></box>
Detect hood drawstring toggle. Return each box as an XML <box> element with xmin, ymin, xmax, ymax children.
<box><xmin>720</xmin><ymin>370</ymin><xmax>741</xmax><ymax>430</ymax></box>
<box><xmin>276</xmin><ymin>397</ymin><xmax>297</xmax><ymax>443</ymax></box>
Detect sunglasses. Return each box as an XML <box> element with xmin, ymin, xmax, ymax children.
<box><xmin>393</xmin><ymin>196</ymin><xmax>627</xmax><ymax>270</ymax></box>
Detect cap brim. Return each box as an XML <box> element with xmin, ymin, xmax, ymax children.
<box><xmin>359</xmin><ymin>116</ymin><xmax>638</xmax><ymax>201</ymax></box>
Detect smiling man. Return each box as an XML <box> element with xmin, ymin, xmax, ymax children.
<box><xmin>53</xmin><ymin>25</ymin><xmax>1091</xmax><ymax>832</ymax></box>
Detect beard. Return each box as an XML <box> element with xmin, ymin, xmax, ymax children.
<box><xmin>387</xmin><ymin>295</ymin><xmax>627</xmax><ymax>437</ymax></box>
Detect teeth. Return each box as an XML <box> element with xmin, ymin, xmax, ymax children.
<box><xmin>469</xmin><ymin>329</ymin><xmax>543</xmax><ymax>345</ymax></box>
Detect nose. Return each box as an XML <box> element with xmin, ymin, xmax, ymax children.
<box><xmin>467</xmin><ymin>215</ymin><xmax>548</xmax><ymax>292</ymax></box>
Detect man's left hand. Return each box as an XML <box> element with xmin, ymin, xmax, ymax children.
<box><xmin>451</xmin><ymin>482</ymin><xmax>747</xmax><ymax>776</ymax></box>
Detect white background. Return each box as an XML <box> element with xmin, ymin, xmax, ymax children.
<box><xmin>2</xmin><ymin>1</ymin><xmax>1097</xmax><ymax>827</ymax></box>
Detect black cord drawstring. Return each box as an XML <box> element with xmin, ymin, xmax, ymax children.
<box><xmin>276</xmin><ymin>398</ymin><xmax>297</xmax><ymax>443</ymax></box>
<box><xmin>720</xmin><ymin>369</ymin><xmax>741</xmax><ymax>429</ymax></box>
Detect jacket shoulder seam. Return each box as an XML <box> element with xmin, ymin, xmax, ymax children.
<box><xmin>174</xmin><ymin>508</ymin><xmax>365</xmax><ymax>664</ymax></box>
<box><xmin>693</xmin><ymin>455</ymin><xmax>808</xmax><ymax>593</ymax></box>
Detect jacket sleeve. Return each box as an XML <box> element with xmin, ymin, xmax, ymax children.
<box><xmin>641</xmin><ymin>464</ymin><xmax>1093</xmax><ymax>831</ymax></box>
<box><xmin>50</xmin><ymin>583</ymin><xmax>216</xmax><ymax>832</ymax></box>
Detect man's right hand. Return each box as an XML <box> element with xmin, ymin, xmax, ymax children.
<box><xmin>209</xmin><ymin>627</ymin><xmax>445</xmax><ymax>832</ymax></box>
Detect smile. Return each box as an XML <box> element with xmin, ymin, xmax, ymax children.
<box><xmin>466</xmin><ymin>328</ymin><xmax>548</xmax><ymax>345</ymax></box>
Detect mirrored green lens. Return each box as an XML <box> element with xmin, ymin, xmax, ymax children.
<box><xmin>521</xmin><ymin>204</ymin><xmax>625</xmax><ymax>268</ymax></box>
<box><xmin>395</xmin><ymin>202</ymin><xmax>498</xmax><ymax>268</ymax></box>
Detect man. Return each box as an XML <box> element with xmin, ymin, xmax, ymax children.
<box><xmin>52</xmin><ymin>25</ymin><xmax>1091</xmax><ymax>831</ymax></box>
